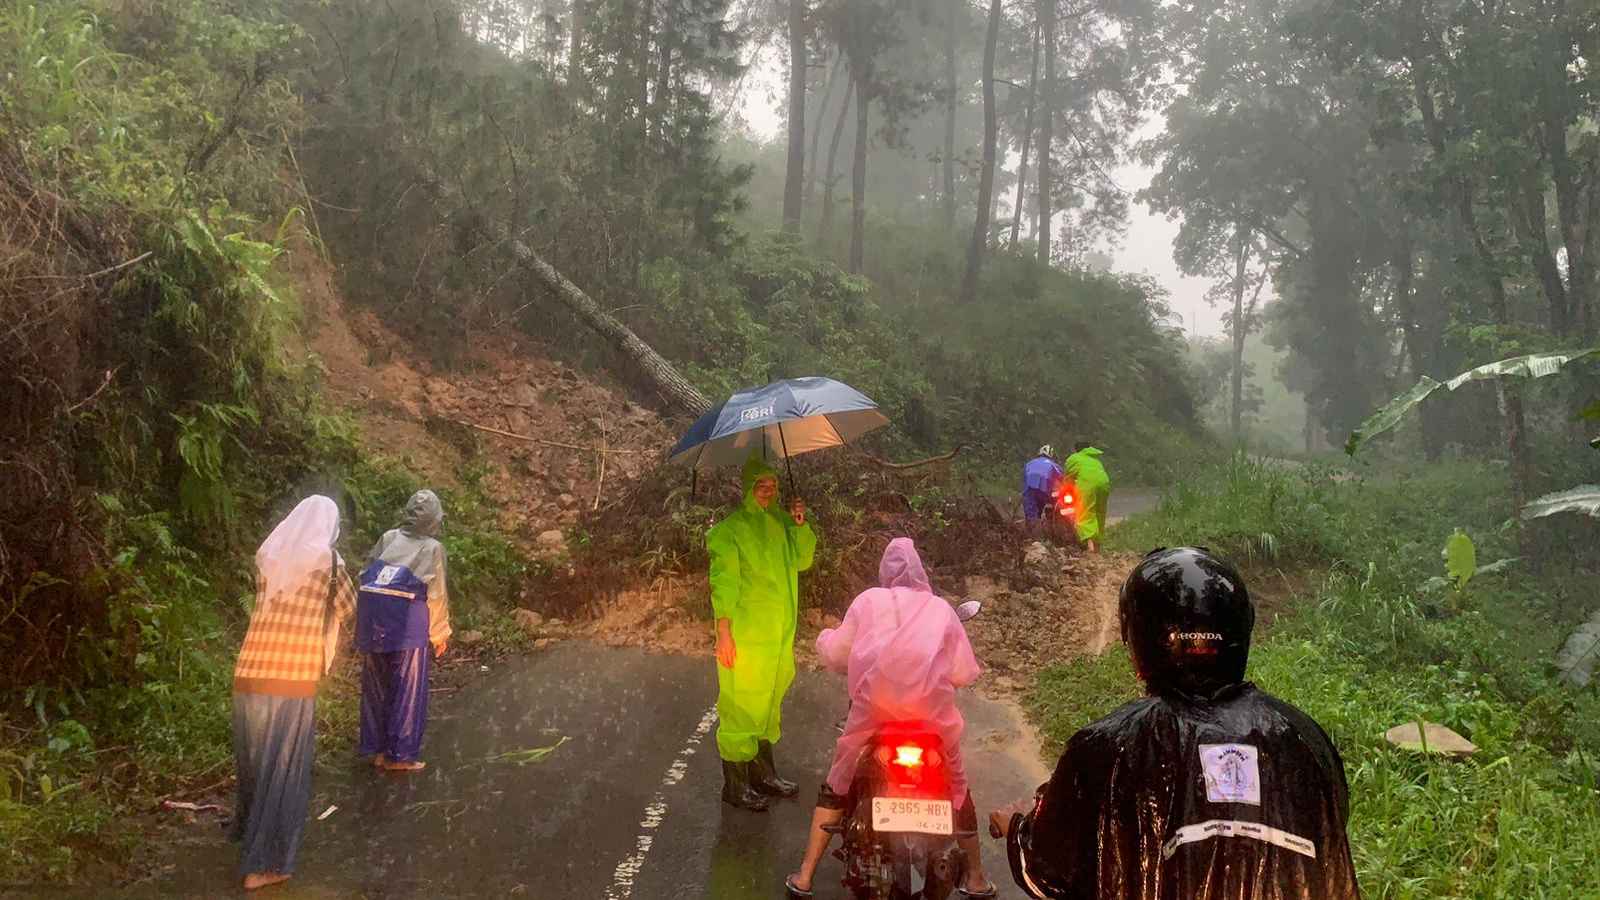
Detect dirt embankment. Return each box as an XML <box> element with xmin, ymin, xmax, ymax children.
<box><xmin>283</xmin><ymin>241</ymin><xmax>1142</xmax><ymax>688</ymax></box>
<box><xmin>281</xmin><ymin>243</ymin><xmax>675</xmax><ymax>554</ymax></box>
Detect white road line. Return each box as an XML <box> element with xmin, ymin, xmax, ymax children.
<box><xmin>604</xmin><ymin>705</ymin><xmax>719</xmax><ymax>899</ymax></box>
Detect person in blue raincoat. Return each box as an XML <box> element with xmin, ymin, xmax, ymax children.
<box><xmin>356</xmin><ymin>490</ymin><xmax>452</xmax><ymax>772</ymax></box>
<box><xmin>1021</xmin><ymin>446</ymin><xmax>1064</xmax><ymax>524</ymax></box>
<box><xmin>709</xmin><ymin>455</ymin><xmax>818</xmax><ymax>811</ymax></box>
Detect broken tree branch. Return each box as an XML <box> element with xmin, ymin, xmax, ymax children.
<box><xmin>853</xmin><ymin>444</ymin><xmax>968</xmax><ymax>471</ymax></box>
<box><xmin>453</xmin><ymin>418</ymin><xmax>642</xmax><ymax>455</ymax></box>
<box><xmin>82</xmin><ymin>252</ymin><xmax>152</xmax><ymax>280</ymax></box>
<box><xmin>593</xmin><ymin>416</ymin><xmax>608</xmax><ymax>510</ymax></box>
<box><xmin>63</xmin><ymin>368</ymin><xmax>117</xmax><ymax>416</ymax></box>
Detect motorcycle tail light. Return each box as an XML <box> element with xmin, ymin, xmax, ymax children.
<box><xmin>893</xmin><ymin>745</ymin><xmax>925</xmax><ymax>769</ymax></box>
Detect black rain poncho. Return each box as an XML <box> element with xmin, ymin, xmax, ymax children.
<box><xmin>1006</xmin><ymin>681</ymin><xmax>1360</xmax><ymax>900</ymax></box>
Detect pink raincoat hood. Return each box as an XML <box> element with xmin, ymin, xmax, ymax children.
<box><xmin>817</xmin><ymin>538</ymin><xmax>981</xmax><ymax>799</ymax></box>
<box><xmin>877</xmin><ymin>537</ymin><xmax>932</xmax><ymax>593</ymax></box>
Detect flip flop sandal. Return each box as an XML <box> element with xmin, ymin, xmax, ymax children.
<box><xmin>784</xmin><ymin>875</ymin><xmax>814</xmax><ymax>898</ymax></box>
<box><xmin>957</xmin><ymin>884</ymin><xmax>999</xmax><ymax>899</ymax></box>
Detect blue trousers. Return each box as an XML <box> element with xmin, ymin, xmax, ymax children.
<box><xmin>1022</xmin><ymin>488</ymin><xmax>1052</xmax><ymax>521</ymax></box>
<box><xmin>358</xmin><ymin>648</ymin><xmax>430</xmax><ymax>762</ymax></box>
<box><xmin>231</xmin><ymin>692</ymin><xmax>316</xmax><ymax>877</ymax></box>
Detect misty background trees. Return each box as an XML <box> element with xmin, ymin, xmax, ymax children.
<box><xmin>731</xmin><ymin>0</ymin><xmax>1596</xmax><ymax>457</ymax></box>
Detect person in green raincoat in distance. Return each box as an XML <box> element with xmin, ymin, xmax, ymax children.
<box><xmin>1063</xmin><ymin>442</ymin><xmax>1111</xmax><ymax>553</ymax></box>
<box><xmin>708</xmin><ymin>455</ymin><xmax>818</xmax><ymax>811</ymax></box>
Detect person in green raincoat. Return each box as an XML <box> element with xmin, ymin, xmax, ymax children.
<box><xmin>709</xmin><ymin>455</ymin><xmax>818</xmax><ymax>811</ymax></box>
<box><xmin>1064</xmin><ymin>442</ymin><xmax>1111</xmax><ymax>552</ymax></box>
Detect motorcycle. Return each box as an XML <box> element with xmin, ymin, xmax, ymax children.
<box><xmin>1053</xmin><ymin>479</ymin><xmax>1078</xmax><ymax>527</ymax></box>
<box><xmin>823</xmin><ymin>601</ymin><xmax>982</xmax><ymax>900</ymax></box>
<box><xmin>1039</xmin><ymin>478</ymin><xmax>1079</xmax><ymax>546</ymax></box>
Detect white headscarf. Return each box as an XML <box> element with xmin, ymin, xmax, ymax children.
<box><xmin>256</xmin><ymin>495</ymin><xmax>342</xmax><ymax>603</ymax></box>
<box><xmin>258</xmin><ymin>495</ymin><xmax>345</xmax><ymax>673</ymax></box>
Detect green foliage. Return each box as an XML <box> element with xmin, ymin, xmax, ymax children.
<box><xmin>1108</xmin><ymin>454</ymin><xmax>1351</xmax><ymax>564</ymax></box>
<box><xmin>1047</xmin><ymin>459</ymin><xmax>1600</xmax><ymax>897</ymax></box>
<box><xmin>1347</xmin><ymin>350</ymin><xmax>1599</xmax><ymax>456</ymax></box>
<box><xmin>0</xmin><ymin>1</ymin><xmax>527</xmax><ymax>881</ymax></box>
<box><xmin>295</xmin><ymin>0</ymin><xmax>753</xmax><ymax>363</ymax></box>
<box><xmin>641</xmin><ymin>231</ymin><xmax>1204</xmax><ymax>483</ymax></box>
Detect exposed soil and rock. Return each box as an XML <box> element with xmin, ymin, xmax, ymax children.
<box><xmin>283</xmin><ymin>240</ymin><xmax>1144</xmax><ymax>705</ymax></box>
<box><xmin>282</xmin><ymin>242</ymin><xmax>676</xmax><ymax>554</ymax></box>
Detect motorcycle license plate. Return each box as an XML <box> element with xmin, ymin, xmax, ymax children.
<box><xmin>871</xmin><ymin>797</ymin><xmax>953</xmax><ymax>835</ymax></box>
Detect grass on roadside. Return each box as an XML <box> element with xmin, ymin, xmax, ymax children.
<box><xmin>0</xmin><ymin>451</ymin><xmax>538</xmax><ymax>884</ymax></box>
<box><xmin>1029</xmin><ymin>455</ymin><xmax>1600</xmax><ymax>899</ymax></box>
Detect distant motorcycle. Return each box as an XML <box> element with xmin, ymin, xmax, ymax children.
<box><xmin>824</xmin><ymin>601</ymin><xmax>982</xmax><ymax>900</ymax></box>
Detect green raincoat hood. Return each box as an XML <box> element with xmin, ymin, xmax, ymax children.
<box><xmin>741</xmin><ymin>456</ymin><xmax>780</xmax><ymax>509</ymax></box>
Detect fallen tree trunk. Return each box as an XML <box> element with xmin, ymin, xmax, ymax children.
<box><xmin>421</xmin><ymin>174</ymin><xmax>712</xmax><ymax>418</ymax></box>
<box><xmin>500</xmin><ymin>237</ymin><xmax>712</xmax><ymax>417</ymax></box>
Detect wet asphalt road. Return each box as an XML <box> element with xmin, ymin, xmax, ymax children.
<box><xmin>1106</xmin><ymin>488</ymin><xmax>1159</xmax><ymax>526</ymax></box>
<box><xmin>131</xmin><ymin>644</ymin><xmax>1049</xmax><ymax>899</ymax></box>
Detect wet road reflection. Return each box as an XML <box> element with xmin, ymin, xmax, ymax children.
<box><xmin>118</xmin><ymin>643</ymin><xmax>1045</xmax><ymax>899</ymax></box>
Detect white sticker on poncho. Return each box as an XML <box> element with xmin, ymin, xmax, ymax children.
<box><xmin>1199</xmin><ymin>743</ymin><xmax>1261</xmax><ymax>805</ymax></box>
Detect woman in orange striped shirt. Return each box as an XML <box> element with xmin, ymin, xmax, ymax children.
<box><xmin>230</xmin><ymin>495</ymin><xmax>356</xmax><ymax>892</ymax></box>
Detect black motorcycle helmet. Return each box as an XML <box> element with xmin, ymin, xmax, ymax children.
<box><xmin>1119</xmin><ymin>547</ymin><xmax>1254</xmax><ymax>696</ymax></box>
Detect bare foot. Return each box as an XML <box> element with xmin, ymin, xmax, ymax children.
<box><xmin>383</xmin><ymin>759</ymin><xmax>426</xmax><ymax>772</ymax></box>
<box><xmin>961</xmin><ymin>876</ymin><xmax>997</xmax><ymax>896</ymax></box>
<box><xmin>370</xmin><ymin>753</ymin><xmax>387</xmax><ymax>768</ymax></box>
<box><xmin>242</xmin><ymin>872</ymin><xmax>291</xmax><ymax>891</ymax></box>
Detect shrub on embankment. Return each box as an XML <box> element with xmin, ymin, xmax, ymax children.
<box><xmin>1030</xmin><ymin>456</ymin><xmax>1600</xmax><ymax>898</ymax></box>
<box><xmin>0</xmin><ymin>2</ymin><xmax>537</xmax><ymax>881</ymax></box>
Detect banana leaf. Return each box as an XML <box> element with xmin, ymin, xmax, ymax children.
<box><xmin>1442</xmin><ymin>349</ymin><xmax>1597</xmax><ymax>388</ymax></box>
<box><xmin>1555</xmin><ymin>607</ymin><xmax>1600</xmax><ymax>688</ymax></box>
<box><xmin>1523</xmin><ymin>485</ymin><xmax>1600</xmax><ymax>520</ymax></box>
<box><xmin>1345</xmin><ymin>377</ymin><xmax>1441</xmax><ymax>456</ymax></box>
<box><xmin>1347</xmin><ymin>349</ymin><xmax>1598</xmax><ymax>456</ymax></box>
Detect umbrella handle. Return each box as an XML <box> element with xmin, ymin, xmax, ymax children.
<box><xmin>778</xmin><ymin>423</ymin><xmax>802</xmax><ymax>500</ymax></box>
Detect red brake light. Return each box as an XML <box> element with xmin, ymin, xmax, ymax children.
<box><xmin>893</xmin><ymin>745</ymin><xmax>925</xmax><ymax>768</ymax></box>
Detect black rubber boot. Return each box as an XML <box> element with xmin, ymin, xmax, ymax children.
<box><xmin>751</xmin><ymin>740</ymin><xmax>799</xmax><ymax>798</ymax></box>
<box><xmin>721</xmin><ymin>760</ymin><xmax>771</xmax><ymax>811</ymax></box>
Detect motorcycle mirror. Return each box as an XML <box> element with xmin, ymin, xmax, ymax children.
<box><xmin>955</xmin><ymin>599</ymin><xmax>982</xmax><ymax>622</ymax></box>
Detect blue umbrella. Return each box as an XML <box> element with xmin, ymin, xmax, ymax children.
<box><xmin>669</xmin><ymin>377</ymin><xmax>890</xmax><ymax>474</ymax></box>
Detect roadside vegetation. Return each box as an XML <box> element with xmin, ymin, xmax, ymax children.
<box><xmin>1030</xmin><ymin>455</ymin><xmax>1600</xmax><ymax>898</ymax></box>
<box><xmin>8</xmin><ymin>0</ymin><xmax>1594</xmax><ymax>890</ymax></box>
<box><xmin>0</xmin><ymin>0</ymin><xmax>1200</xmax><ymax>884</ymax></box>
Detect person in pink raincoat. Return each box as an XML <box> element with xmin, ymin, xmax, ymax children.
<box><xmin>784</xmin><ymin>538</ymin><xmax>997</xmax><ymax>899</ymax></box>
